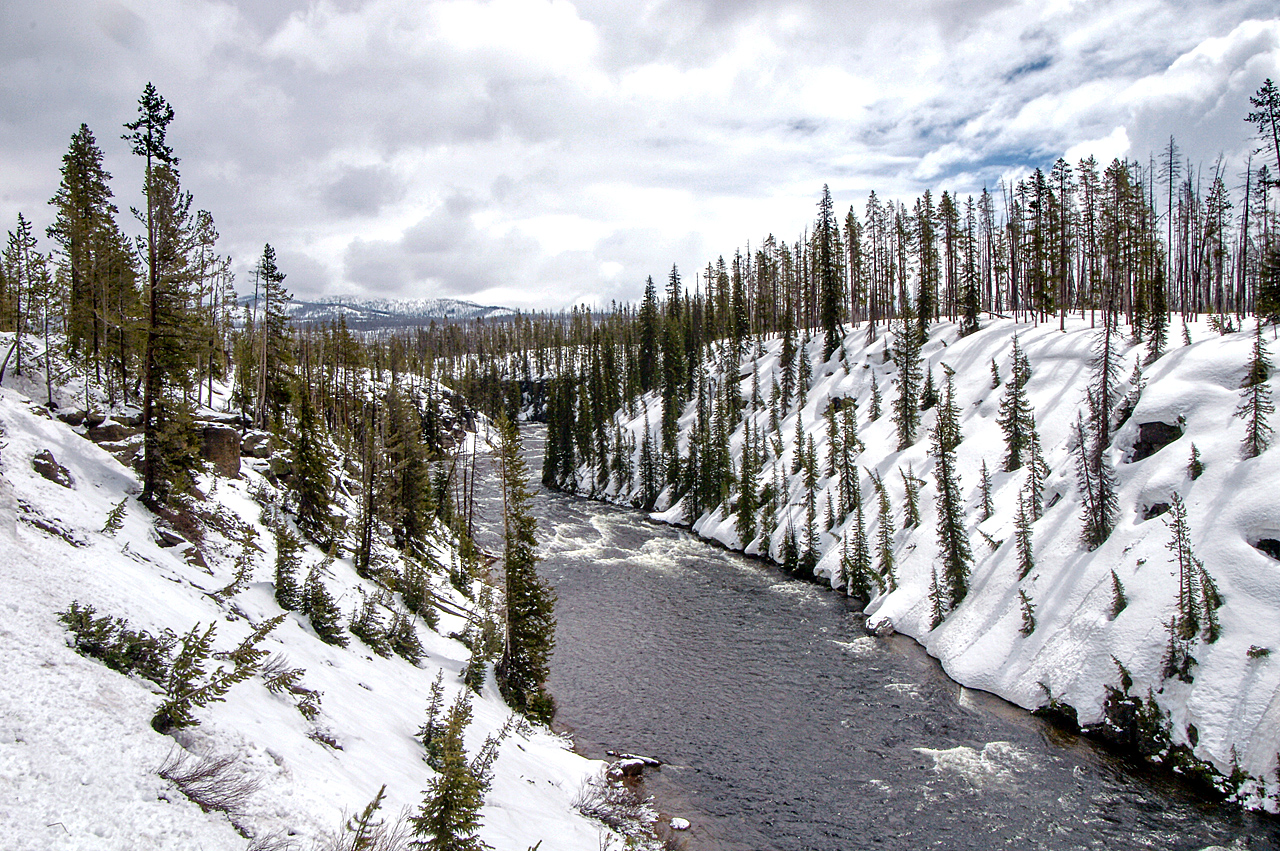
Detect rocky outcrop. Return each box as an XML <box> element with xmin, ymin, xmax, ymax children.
<box><xmin>241</xmin><ymin>430</ymin><xmax>275</xmax><ymax>459</ymax></box>
<box><xmin>31</xmin><ymin>449</ymin><xmax>74</xmax><ymax>488</ymax></box>
<box><xmin>1131</xmin><ymin>421</ymin><xmax>1183</xmax><ymax>462</ymax></box>
<box><xmin>200</xmin><ymin>424</ymin><xmax>241</xmax><ymax>478</ymax></box>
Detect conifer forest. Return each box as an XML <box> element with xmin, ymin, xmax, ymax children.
<box><xmin>4</xmin><ymin>48</ymin><xmax>1280</xmax><ymax>851</ymax></box>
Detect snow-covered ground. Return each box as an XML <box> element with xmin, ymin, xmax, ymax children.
<box><xmin>0</xmin><ymin>377</ymin><xmax>617</xmax><ymax>850</ymax></box>
<box><xmin>590</xmin><ymin>316</ymin><xmax>1280</xmax><ymax>807</ymax></box>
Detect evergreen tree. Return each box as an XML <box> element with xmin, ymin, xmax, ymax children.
<box><xmin>1235</xmin><ymin>319</ymin><xmax>1274</xmax><ymax>459</ymax></box>
<box><xmin>869</xmin><ymin>373</ymin><xmax>882</xmax><ymax>421</ymax></box>
<box><xmin>1187</xmin><ymin>443</ymin><xmax>1204</xmax><ymax>479</ymax></box>
<box><xmin>291</xmin><ymin>388</ymin><xmax>334</xmax><ymax>545</ymax></box>
<box><xmin>978</xmin><ymin>459</ymin><xmax>994</xmax><ymax>522</ymax></box>
<box><xmin>997</xmin><ymin>335</ymin><xmax>1034</xmax><ymax>471</ymax></box>
<box><xmin>1166</xmin><ymin>493</ymin><xmax>1223</xmax><ymax>644</ymax></box>
<box><xmin>304</xmin><ymin>565</ymin><xmax>348</xmax><ymax>647</ymax></box>
<box><xmin>252</xmin><ymin>243</ymin><xmax>294</xmax><ymax>429</ymax></box>
<box><xmin>1018</xmin><ymin>589</ymin><xmax>1037</xmax><ymax>636</ymax></box>
<box><xmin>124</xmin><ymin>84</ymin><xmax>202</xmax><ymax>507</ymax></box>
<box><xmin>48</xmin><ymin>123</ymin><xmax>117</xmax><ymax>375</ymax></box>
<box><xmin>494</xmin><ymin>415</ymin><xmax>556</xmax><ymax>725</ymax></box>
<box><xmin>1015</xmin><ymin>491</ymin><xmax>1034</xmax><ymax>580</ymax></box>
<box><xmin>891</xmin><ymin>309</ymin><xmax>922</xmax><ymax>450</ymax></box>
<box><xmin>871</xmin><ymin>470</ymin><xmax>896</xmax><ymax>589</ymax></box>
<box><xmin>1109</xmin><ymin>569</ymin><xmax>1128</xmax><ymax>619</ymax></box>
<box><xmin>900</xmin><ymin>465</ymin><xmax>921</xmax><ymax>529</ymax></box>
<box><xmin>273</xmin><ymin>525</ymin><xmax>304</xmax><ymax>612</ymax></box>
<box><xmin>1074</xmin><ymin>411</ymin><xmax>1118</xmax><ymax>551</ymax></box>
<box><xmin>816</xmin><ymin>185</ymin><xmax>844</xmax><ymax>360</ymax></box>
<box><xmin>637</xmin><ymin>276</ymin><xmax>659</xmax><ymax>394</ymax></box>
<box><xmin>932</xmin><ymin>366</ymin><xmax>971</xmax><ymax>608</ymax></box>
<box><xmin>409</xmin><ymin>690</ymin><xmax>489</xmax><ymax>851</ymax></box>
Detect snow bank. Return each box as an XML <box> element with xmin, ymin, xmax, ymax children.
<box><xmin>0</xmin><ymin>385</ymin><xmax>609</xmax><ymax>849</ymax></box>
<box><xmin>589</xmin><ymin>316</ymin><xmax>1280</xmax><ymax>804</ymax></box>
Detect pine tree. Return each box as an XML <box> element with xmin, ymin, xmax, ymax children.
<box><xmin>1109</xmin><ymin>569</ymin><xmax>1128</xmax><ymax>619</ymax></box>
<box><xmin>928</xmin><ymin>567</ymin><xmax>945</xmax><ymax>629</ymax></box>
<box><xmin>1235</xmin><ymin>319</ymin><xmax>1274</xmax><ymax>459</ymax></box>
<box><xmin>1187</xmin><ymin>443</ymin><xmax>1204</xmax><ymax>479</ymax></box>
<box><xmin>920</xmin><ymin>365</ymin><xmax>937</xmax><ymax>411</ymax></box>
<box><xmin>978</xmin><ymin>460</ymin><xmax>994</xmax><ymax>522</ymax></box>
<box><xmin>291</xmin><ymin>389</ymin><xmax>334</xmax><ymax>545</ymax></box>
<box><xmin>997</xmin><ymin>335</ymin><xmax>1034</xmax><ymax>471</ymax></box>
<box><xmin>1074</xmin><ymin>412</ymin><xmax>1118</xmax><ymax>551</ymax></box>
<box><xmin>273</xmin><ymin>525</ymin><xmax>304</xmax><ymax>612</ymax></box>
<box><xmin>933</xmin><ymin>367</ymin><xmax>972</xmax><ymax>608</ymax></box>
<box><xmin>1166</xmin><ymin>493</ymin><xmax>1222</xmax><ymax>644</ymax></box>
<box><xmin>252</xmin><ymin>243</ymin><xmax>294</xmax><ymax>429</ymax></box>
<box><xmin>1014</xmin><ymin>490</ymin><xmax>1034</xmax><ymax>580</ymax></box>
<box><xmin>494</xmin><ymin>414</ymin><xmax>556</xmax><ymax>725</ymax></box>
<box><xmin>901</xmin><ymin>465</ymin><xmax>921</xmax><ymax>529</ymax></box>
<box><xmin>409</xmin><ymin>690</ymin><xmax>489</xmax><ymax>851</ymax></box>
<box><xmin>304</xmin><ymin>565</ymin><xmax>348</xmax><ymax>647</ymax></box>
<box><xmin>869</xmin><ymin>372</ymin><xmax>882</xmax><ymax>421</ymax></box>
<box><xmin>871</xmin><ymin>470</ymin><xmax>896</xmax><ymax>589</ymax></box>
<box><xmin>891</xmin><ymin>309</ymin><xmax>922</xmax><ymax>450</ymax></box>
<box><xmin>816</xmin><ymin>185</ymin><xmax>844</xmax><ymax>360</ymax></box>
<box><xmin>48</xmin><ymin>123</ymin><xmax>117</xmax><ymax>375</ymax></box>
<box><xmin>124</xmin><ymin>84</ymin><xmax>202</xmax><ymax>507</ymax></box>
<box><xmin>1018</xmin><ymin>589</ymin><xmax>1037</xmax><ymax>636</ymax></box>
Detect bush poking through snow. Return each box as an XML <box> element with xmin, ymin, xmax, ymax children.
<box><xmin>350</xmin><ymin>591</ymin><xmax>393</xmax><ymax>658</ymax></box>
<box><xmin>318</xmin><ymin>784</ymin><xmax>413</xmax><ymax>851</ymax></box>
<box><xmin>101</xmin><ymin>497</ymin><xmax>127</xmax><ymax>535</ymax></box>
<box><xmin>158</xmin><ymin>747</ymin><xmax>261</xmax><ymax>817</ymax></box>
<box><xmin>154</xmin><ymin>615</ymin><xmax>282</xmax><ymax>733</ymax></box>
<box><xmin>58</xmin><ymin>601</ymin><xmax>174</xmax><ymax>684</ymax></box>
<box><xmin>572</xmin><ymin>770</ymin><xmax>659</xmax><ymax>847</ymax></box>
<box><xmin>305</xmin><ymin>562</ymin><xmax>349</xmax><ymax>647</ymax></box>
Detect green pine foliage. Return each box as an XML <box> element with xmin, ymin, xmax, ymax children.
<box><xmin>153</xmin><ymin>616</ymin><xmax>280</xmax><ymax>733</ymax></box>
<box><xmin>891</xmin><ymin>309</ymin><xmax>922</xmax><ymax>450</ymax></box>
<box><xmin>1235</xmin><ymin>319</ymin><xmax>1274</xmax><ymax>459</ymax></box>
<box><xmin>304</xmin><ymin>565</ymin><xmax>349</xmax><ymax>647</ymax></box>
<box><xmin>1166</xmin><ymin>493</ymin><xmax>1223</xmax><ymax>645</ymax></box>
<box><xmin>871</xmin><ymin>470</ymin><xmax>896</xmax><ymax>589</ymax></box>
<box><xmin>1019</xmin><ymin>589</ymin><xmax>1037</xmax><ymax>636</ymax></box>
<box><xmin>102</xmin><ymin>497</ymin><xmax>127</xmax><ymax>536</ymax></box>
<box><xmin>350</xmin><ymin>592</ymin><xmax>393</xmax><ymax>658</ymax></box>
<box><xmin>409</xmin><ymin>689</ymin><xmax>490</xmax><ymax>851</ymax></box>
<box><xmin>58</xmin><ymin>601</ymin><xmax>174</xmax><ymax>685</ymax></box>
<box><xmin>932</xmin><ymin>367</ymin><xmax>972</xmax><ymax>609</ymax></box>
<box><xmin>1015</xmin><ymin>491</ymin><xmax>1034</xmax><ymax>580</ymax></box>
<box><xmin>978</xmin><ymin>460</ymin><xmax>994</xmax><ymax>522</ymax></box>
<box><xmin>1187</xmin><ymin>443</ymin><xmax>1204</xmax><ymax>480</ymax></box>
<box><xmin>493</xmin><ymin>414</ymin><xmax>556</xmax><ymax>725</ymax></box>
<box><xmin>290</xmin><ymin>389</ymin><xmax>335</xmax><ymax>545</ymax></box>
<box><xmin>273</xmin><ymin>524</ymin><xmax>304</xmax><ymax>612</ymax></box>
<box><xmin>997</xmin><ymin>335</ymin><xmax>1034</xmax><ymax>471</ymax></box>
<box><xmin>1110</xmin><ymin>570</ymin><xmax>1128</xmax><ymax>619</ymax></box>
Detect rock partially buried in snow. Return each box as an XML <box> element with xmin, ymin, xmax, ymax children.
<box><xmin>670</xmin><ymin>817</ymin><xmax>690</xmax><ymax>831</ymax></box>
<box><xmin>870</xmin><ymin>616</ymin><xmax>895</xmax><ymax>637</ymax></box>
<box><xmin>31</xmin><ymin>449</ymin><xmax>74</xmax><ymax>488</ymax></box>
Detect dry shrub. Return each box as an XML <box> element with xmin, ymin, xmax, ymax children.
<box><xmin>158</xmin><ymin>747</ymin><xmax>260</xmax><ymax>816</ymax></box>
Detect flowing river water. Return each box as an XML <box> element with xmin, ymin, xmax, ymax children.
<box><xmin>472</xmin><ymin>427</ymin><xmax>1280</xmax><ymax>850</ymax></box>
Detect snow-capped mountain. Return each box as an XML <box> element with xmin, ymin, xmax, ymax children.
<box><xmin>240</xmin><ymin>295</ymin><xmax>516</xmax><ymax>328</ymax></box>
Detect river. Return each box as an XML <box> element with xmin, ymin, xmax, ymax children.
<box><xmin>473</xmin><ymin>426</ymin><xmax>1280</xmax><ymax>851</ymax></box>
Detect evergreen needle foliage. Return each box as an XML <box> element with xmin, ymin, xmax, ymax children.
<box><xmin>493</xmin><ymin>414</ymin><xmax>556</xmax><ymax>725</ymax></box>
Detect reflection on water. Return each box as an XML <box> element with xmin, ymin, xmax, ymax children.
<box><xmin>473</xmin><ymin>428</ymin><xmax>1279</xmax><ymax>851</ymax></box>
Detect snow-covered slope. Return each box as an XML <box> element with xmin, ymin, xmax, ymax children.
<box><xmin>588</xmin><ymin>316</ymin><xmax>1280</xmax><ymax>807</ymax></box>
<box><xmin>0</xmin><ymin>386</ymin><xmax>611</xmax><ymax>850</ymax></box>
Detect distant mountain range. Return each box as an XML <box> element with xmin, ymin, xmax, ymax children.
<box><xmin>238</xmin><ymin>295</ymin><xmax>516</xmax><ymax>329</ymax></box>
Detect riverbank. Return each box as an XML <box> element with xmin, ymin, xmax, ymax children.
<box><xmin>548</xmin><ymin>316</ymin><xmax>1280</xmax><ymax>812</ymax></box>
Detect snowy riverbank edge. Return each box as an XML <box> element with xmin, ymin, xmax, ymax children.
<box><xmin>560</xmin><ymin>316</ymin><xmax>1280</xmax><ymax>812</ymax></box>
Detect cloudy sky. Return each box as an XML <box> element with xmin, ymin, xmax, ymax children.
<box><xmin>2</xmin><ymin>0</ymin><xmax>1278</xmax><ymax>311</ymax></box>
